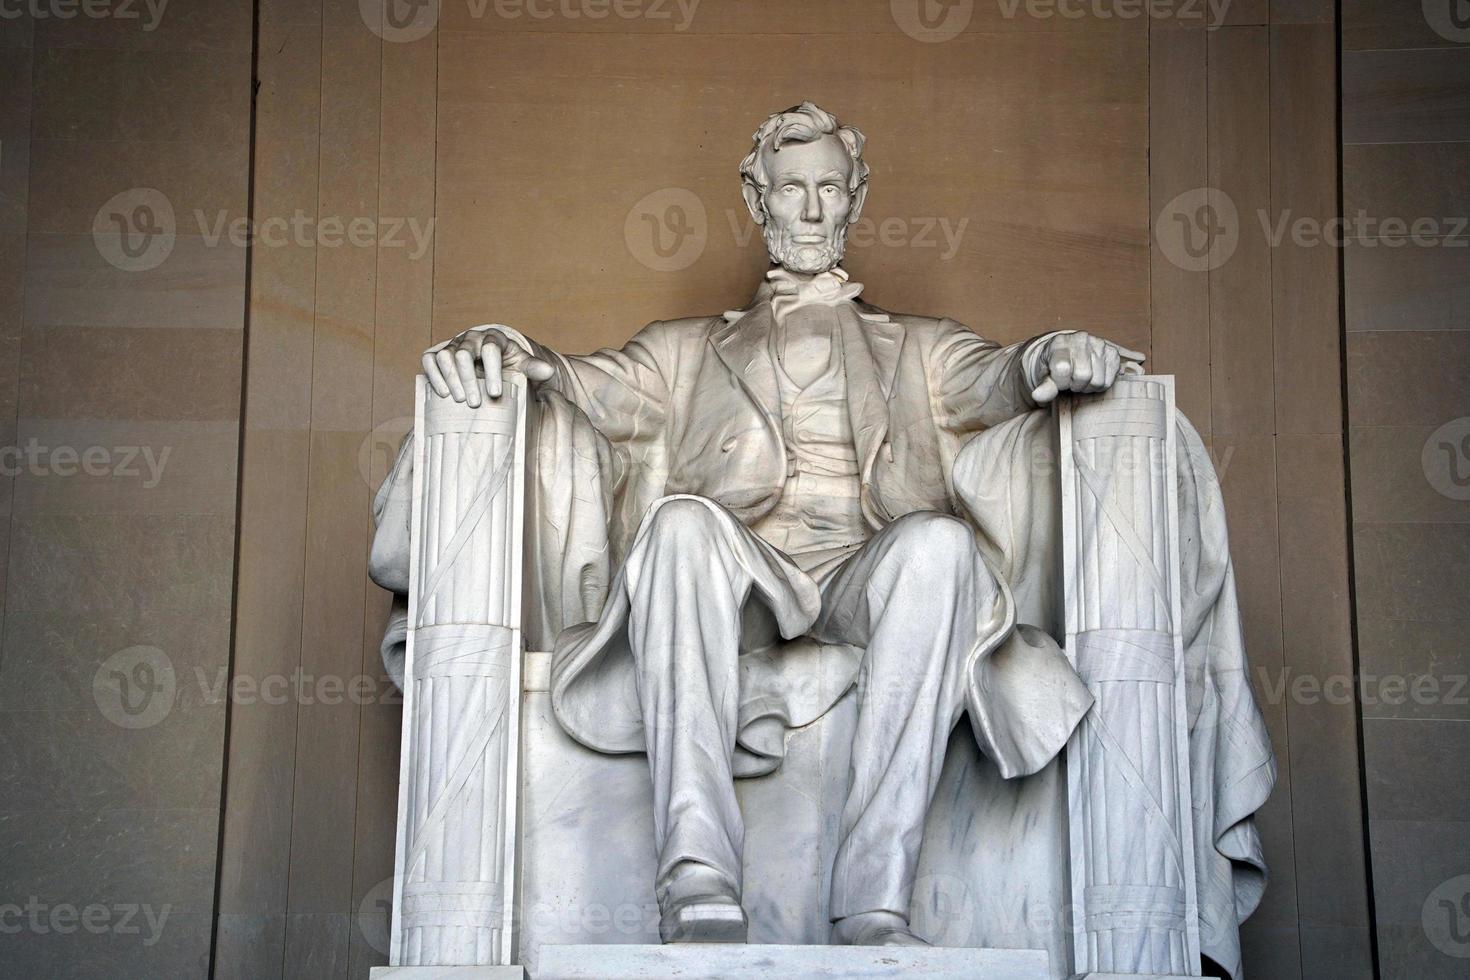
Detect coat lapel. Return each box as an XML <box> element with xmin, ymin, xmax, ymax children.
<box><xmin>839</xmin><ymin>304</ymin><xmax>906</xmax><ymax>527</ymax></box>
<box><xmin>709</xmin><ymin>284</ymin><xmax>908</xmax><ymax>529</ymax></box>
<box><xmin>710</xmin><ymin>301</ymin><xmax>781</xmax><ymax>421</ymax></box>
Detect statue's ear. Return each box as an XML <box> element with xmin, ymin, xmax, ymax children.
<box><xmin>847</xmin><ymin>182</ymin><xmax>869</xmax><ymax>227</ymax></box>
<box><xmin>741</xmin><ymin>181</ymin><xmax>766</xmax><ymax>226</ymax></box>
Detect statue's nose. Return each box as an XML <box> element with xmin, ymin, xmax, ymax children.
<box><xmin>802</xmin><ymin>189</ymin><xmax>823</xmax><ymax>223</ymax></box>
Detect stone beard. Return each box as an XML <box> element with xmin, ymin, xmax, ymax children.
<box><xmin>762</xmin><ymin>217</ymin><xmax>850</xmax><ymax>275</ymax></box>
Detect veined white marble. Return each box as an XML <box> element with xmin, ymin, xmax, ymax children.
<box><xmin>389</xmin><ymin>375</ymin><xmax>529</xmax><ymax>967</ymax></box>
<box><xmin>533</xmin><ymin>943</ymin><xmax>1050</xmax><ymax>979</ymax></box>
<box><xmin>1058</xmin><ymin>377</ymin><xmax>1201</xmax><ymax>977</ymax></box>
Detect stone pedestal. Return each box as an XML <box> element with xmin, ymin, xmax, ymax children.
<box><xmin>371</xmin><ymin>968</ymin><xmax>525</xmax><ymax>979</ymax></box>
<box><xmin>533</xmin><ymin>943</ymin><xmax>1050</xmax><ymax>979</ymax></box>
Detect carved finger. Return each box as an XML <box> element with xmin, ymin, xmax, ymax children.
<box><xmin>1117</xmin><ymin>344</ymin><xmax>1147</xmax><ymax>364</ymax></box>
<box><xmin>1031</xmin><ymin>376</ymin><xmax>1060</xmax><ymax>405</ymax></box>
<box><xmin>1104</xmin><ymin>347</ymin><xmax>1121</xmax><ymax>387</ymax></box>
<box><xmin>1088</xmin><ymin>348</ymin><xmax>1107</xmax><ymax>391</ymax></box>
<box><xmin>523</xmin><ymin>357</ymin><xmax>556</xmax><ymax>382</ymax></box>
<box><xmin>1070</xmin><ymin>348</ymin><xmax>1092</xmax><ymax>389</ymax></box>
<box><xmin>484</xmin><ymin>341</ymin><xmax>504</xmax><ymax>399</ymax></box>
<box><xmin>455</xmin><ymin>348</ymin><xmax>481</xmax><ymax>408</ymax></box>
<box><xmin>422</xmin><ymin>351</ymin><xmax>451</xmax><ymax>397</ymax></box>
<box><xmin>437</xmin><ymin>349</ymin><xmax>466</xmax><ymax>403</ymax></box>
<box><xmin>1049</xmin><ymin>351</ymin><xmax>1074</xmax><ymax>391</ymax></box>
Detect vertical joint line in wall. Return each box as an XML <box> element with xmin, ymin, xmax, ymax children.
<box><xmin>1263</xmin><ymin>27</ymin><xmax>1307</xmax><ymax>978</ymax></box>
<box><xmin>1145</xmin><ymin>18</ymin><xmax>1153</xmax><ymax>360</ymax></box>
<box><xmin>347</xmin><ymin>14</ymin><xmax>389</xmax><ymax>945</ymax></box>
<box><xmin>209</xmin><ymin>0</ymin><xmax>265</xmax><ymax>975</ymax></box>
<box><xmin>275</xmin><ymin>2</ymin><xmax>331</xmax><ymax>973</ymax></box>
<box><xmin>1334</xmin><ymin>0</ymin><xmax>1382</xmax><ymax>972</ymax></box>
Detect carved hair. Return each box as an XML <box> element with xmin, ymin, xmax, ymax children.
<box><xmin>739</xmin><ymin>101</ymin><xmax>869</xmax><ymax>195</ymax></box>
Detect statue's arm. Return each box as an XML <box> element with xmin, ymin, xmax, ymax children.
<box><xmin>426</xmin><ymin>321</ymin><xmax>673</xmax><ymax>446</ymax></box>
<box><xmin>929</xmin><ymin>320</ymin><xmax>1056</xmax><ymax>429</ymax></box>
<box><xmin>932</xmin><ymin>321</ymin><xmax>1146</xmax><ymax>428</ymax></box>
<box><xmin>550</xmin><ymin>321</ymin><xmax>674</xmax><ymax>445</ymax></box>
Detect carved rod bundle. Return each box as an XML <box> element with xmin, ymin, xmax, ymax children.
<box><xmin>1058</xmin><ymin>376</ymin><xmax>1202</xmax><ymax>977</ymax></box>
<box><xmin>389</xmin><ymin>376</ymin><xmax>528</xmax><ymax>967</ymax></box>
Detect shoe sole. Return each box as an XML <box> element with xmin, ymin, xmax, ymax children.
<box><xmin>659</xmin><ymin>901</ymin><xmax>748</xmax><ymax>943</ymax></box>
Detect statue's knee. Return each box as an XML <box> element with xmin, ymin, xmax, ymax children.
<box><xmin>886</xmin><ymin>511</ymin><xmax>975</xmax><ymax>567</ymax></box>
<box><xmin>643</xmin><ymin>496</ymin><xmax>725</xmax><ymax>549</ymax></box>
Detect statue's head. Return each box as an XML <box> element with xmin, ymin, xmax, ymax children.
<box><xmin>739</xmin><ymin>102</ymin><xmax>869</xmax><ymax>276</ymax></box>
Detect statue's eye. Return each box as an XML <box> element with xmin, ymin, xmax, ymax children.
<box><xmin>780</xmin><ymin>184</ymin><xmax>801</xmax><ymax>195</ymax></box>
<box><xmin>821</xmin><ymin>185</ymin><xmax>842</xmax><ymax>197</ymax></box>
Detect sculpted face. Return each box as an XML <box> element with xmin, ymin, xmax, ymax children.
<box><xmin>749</xmin><ymin>134</ymin><xmax>864</xmax><ymax>275</ymax></box>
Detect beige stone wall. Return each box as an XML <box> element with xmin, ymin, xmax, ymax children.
<box><xmin>0</xmin><ymin>1</ymin><xmax>253</xmax><ymax>976</ymax></box>
<box><xmin>1342</xmin><ymin>2</ymin><xmax>1470</xmax><ymax>976</ymax></box>
<box><xmin>146</xmin><ymin>2</ymin><xmax>1367</xmax><ymax>978</ymax></box>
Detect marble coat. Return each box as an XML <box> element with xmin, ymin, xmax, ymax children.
<box><xmin>479</xmin><ymin>289</ymin><xmax>1094</xmax><ymax>785</ymax></box>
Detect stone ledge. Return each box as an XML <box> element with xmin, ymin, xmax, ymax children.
<box><xmin>533</xmin><ymin>943</ymin><xmax>1051</xmax><ymax>979</ymax></box>
<box><xmin>370</xmin><ymin>968</ymin><xmax>525</xmax><ymax>979</ymax></box>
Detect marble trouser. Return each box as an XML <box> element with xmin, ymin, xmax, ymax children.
<box><xmin>624</xmin><ymin>498</ymin><xmax>1000</xmax><ymax>920</ymax></box>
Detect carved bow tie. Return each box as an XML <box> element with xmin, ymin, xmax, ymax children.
<box><xmin>767</xmin><ymin>267</ymin><xmax>864</xmax><ymax>323</ymax></box>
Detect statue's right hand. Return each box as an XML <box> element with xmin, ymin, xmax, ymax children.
<box><xmin>422</xmin><ymin>324</ymin><xmax>556</xmax><ymax>407</ymax></box>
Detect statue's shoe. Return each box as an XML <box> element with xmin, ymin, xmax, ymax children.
<box><xmin>657</xmin><ymin>862</ymin><xmax>748</xmax><ymax>943</ymax></box>
<box><xmin>658</xmin><ymin>897</ymin><xmax>749</xmax><ymax>943</ymax></box>
<box><xmin>831</xmin><ymin>911</ymin><xmax>931</xmax><ymax>946</ymax></box>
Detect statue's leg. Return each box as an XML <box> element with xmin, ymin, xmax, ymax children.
<box><xmin>624</xmin><ymin>496</ymin><xmax>765</xmax><ymax>942</ymax></box>
<box><xmin>812</xmin><ymin>511</ymin><xmax>1000</xmax><ymax>944</ymax></box>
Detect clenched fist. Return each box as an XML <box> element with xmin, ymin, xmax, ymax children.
<box><xmin>1029</xmin><ymin>331</ymin><xmax>1146</xmax><ymax>405</ymax></box>
<box><xmin>422</xmin><ymin>324</ymin><xmax>556</xmax><ymax>408</ymax></box>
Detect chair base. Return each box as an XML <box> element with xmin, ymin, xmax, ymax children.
<box><xmin>370</xmin><ymin>968</ymin><xmax>525</xmax><ymax>979</ymax></box>
<box><xmin>533</xmin><ymin>943</ymin><xmax>1051</xmax><ymax>979</ymax></box>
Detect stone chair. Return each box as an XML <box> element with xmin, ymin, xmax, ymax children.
<box><xmin>370</xmin><ymin>372</ymin><xmax>1234</xmax><ymax>980</ymax></box>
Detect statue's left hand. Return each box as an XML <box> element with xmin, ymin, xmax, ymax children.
<box><xmin>1029</xmin><ymin>331</ymin><xmax>1146</xmax><ymax>404</ymax></box>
